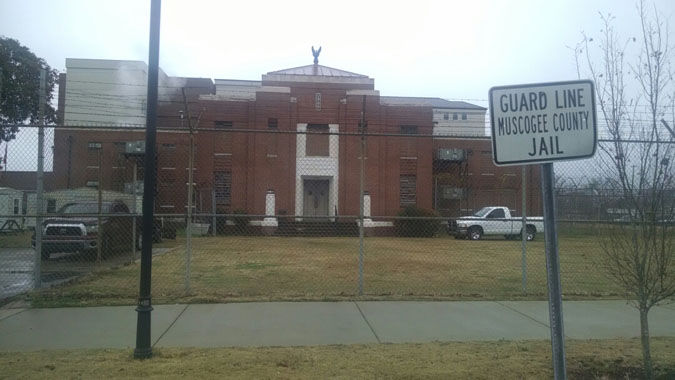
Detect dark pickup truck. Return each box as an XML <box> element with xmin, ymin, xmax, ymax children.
<box><xmin>33</xmin><ymin>201</ymin><xmax>171</xmax><ymax>260</ymax></box>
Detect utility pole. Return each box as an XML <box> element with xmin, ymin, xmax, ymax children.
<box><xmin>134</xmin><ymin>0</ymin><xmax>161</xmax><ymax>360</ymax></box>
<box><xmin>34</xmin><ymin>68</ymin><xmax>47</xmax><ymax>289</ymax></box>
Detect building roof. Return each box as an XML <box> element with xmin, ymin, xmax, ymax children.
<box><xmin>267</xmin><ymin>64</ymin><xmax>368</xmax><ymax>78</ymax></box>
<box><xmin>380</xmin><ymin>96</ymin><xmax>486</xmax><ymax>110</ymax></box>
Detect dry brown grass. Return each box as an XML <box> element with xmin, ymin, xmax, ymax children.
<box><xmin>29</xmin><ymin>231</ymin><xmax>623</xmax><ymax>307</ymax></box>
<box><xmin>1</xmin><ymin>338</ymin><xmax>674</xmax><ymax>379</ymax></box>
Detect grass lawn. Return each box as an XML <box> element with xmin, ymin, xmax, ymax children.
<box><xmin>27</xmin><ymin>228</ymin><xmax>627</xmax><ymax>307</ymax></box>
<box><xmin>1</xmin><ymin>338</ymin><xmax>674</xmax><ymax>379</ymax></box>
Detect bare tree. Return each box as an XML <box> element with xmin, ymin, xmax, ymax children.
<box><xmin>580</xmin><ymin>2</ymin><xmax>675</xmax><ymax>379</ymax></box>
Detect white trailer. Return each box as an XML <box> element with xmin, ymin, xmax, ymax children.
<box><xmin>0</xmin><ymin>187</ymin><xmax>24</xmax><ymax>231</ymax></box>
<box><xmin>25</xmin><ymin>187</ymin><xmax>142</xmax><ymax>228</ymax></box>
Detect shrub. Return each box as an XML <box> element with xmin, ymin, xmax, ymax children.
<box><xmin>395</xmin><ymin>206</ymin><xmax>441</xmax><ymax>237</ymax></box>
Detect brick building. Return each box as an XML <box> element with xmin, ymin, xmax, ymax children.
<box><xmin>50</xmin><ymin>57</ymin><xmax>541</xmax><ymax>221</ymax></box>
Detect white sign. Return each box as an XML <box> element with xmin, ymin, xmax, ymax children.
<box><xmin>489</xmin><ymin>80</ymin><xmax>597</xmax><ymax>166</ymax></box>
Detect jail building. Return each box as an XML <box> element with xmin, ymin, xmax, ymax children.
<box><xmin>49</xmin><ymin>56</ymin><xmax>541</xmax><ymax>222</ymax></box>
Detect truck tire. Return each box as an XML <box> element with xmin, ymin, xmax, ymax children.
<box><xmin>468</xmin><ymin>226</ymin><xmax>483</xmax><ymax>240</ymax></box>
<box><xmin>521</xmin><ymin>225</ymin><xmax>536</xmax><ymax>241</ymax></box>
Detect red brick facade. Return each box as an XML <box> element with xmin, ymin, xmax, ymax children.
<box><xmin>47</xmin><ymin>64</ymin><xmax>542</xmax><ymax>218</ymax></box>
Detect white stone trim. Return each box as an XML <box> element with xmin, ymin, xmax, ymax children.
<box><xmin>294</xmin><ymin>123</ymin><xmax>339</xmax><ymax>219</ymax></box>
<box><xmin>346</xmin><ymin>89</ymin><xmax>380</xmax><ymax>96</ymax></box>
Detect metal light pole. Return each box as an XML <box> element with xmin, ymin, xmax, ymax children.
<box><xmin>134</xmin><ymin>0</ymin><xmax>161</xmax><ymax>360</ymax></box>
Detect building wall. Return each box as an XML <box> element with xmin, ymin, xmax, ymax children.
<box><xmin>63</xmin><ymin>59</ymin><xmax>150</xmax><ymax>126</ymax></box>
<box><xmin>53</xmin><ymin>59</ymin><xmax>539</xmax><ymax>219</ymax></box>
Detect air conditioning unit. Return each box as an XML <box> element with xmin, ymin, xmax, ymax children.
<box><xmin>438</xmin><ymin>148</ymin><xmax>466</xmax><ymax>161</ymax></box>
<box><xmin>124</xmin><ymin>181</ymin><xmax>144</xmax><ymax>195</ymax></box>
<box><xmin>125</xmin><ymin>141</ymin><xmax>145</xmax><ymax>155</ymax></box>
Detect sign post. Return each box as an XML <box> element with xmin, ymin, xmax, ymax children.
<box><xmin>489</xmin><ymin>80</ymin><xmax>597</xmax><ymax>380</ymax></box>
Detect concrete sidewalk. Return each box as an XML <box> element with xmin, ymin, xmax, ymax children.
<box><xmin>0</xmin><ymin>301</ymin><xmax>674</xmax><ymax>351</ymax></box>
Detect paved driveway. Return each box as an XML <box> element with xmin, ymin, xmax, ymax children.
<box><xmin>0</xmin><ymin>247</ymin><xmax>172</xmax><ymax>300</ymax></box>
<box><xmin>0</xmin><ymin>248</ymin><xmax>36</xmax><ymax>300</ymax></box>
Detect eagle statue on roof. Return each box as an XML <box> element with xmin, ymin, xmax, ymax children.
<box><xmin>312</xmin><ymin>46</ymin><xmax>322</xmax><ymax>64</ymax></box>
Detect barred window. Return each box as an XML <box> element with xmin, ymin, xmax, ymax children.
<box><xmin>400</xmin><ymin>125</ymin><xmax>418</xmax><ymax>135</ymax></box>
<box><xmin>315</xmin><ymin>93</ymin><xmax>321</xmax><ymax>110</ymax></box>
<box><xmin>87</xmin><ymin>142</ymin><xmax>102</xmax><ymax>150</ymax></box>
<box><xmin>400</xmin><ymin>175</ymin><xmax>417</xmax><ymax>207</ymax></box>
<box><xmin>268</xmin><ymin>118</ymin><xmax>278</xmax><ymax>129</ymax></box>
<box><xmin>400</xmin><ymin>126</ymin><xmax>418</xmax><ymax>157</ymax></box>
<box><xmin>214</xmin><ymin>171</ymin><xmax>232</xmax><ymax>205</ymax></box>
<box><xmin>214</xmin><ymin>121</ymin><xmax>233</xmax><ymax>129</ymax></box>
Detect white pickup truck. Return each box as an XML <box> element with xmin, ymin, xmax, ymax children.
<box><xmin>448</xmin><ymin>206</ymin><xmax>544</xmax><ymax>241</ymax></box>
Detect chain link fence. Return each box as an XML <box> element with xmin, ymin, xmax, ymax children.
<box><xmin>1</xmin><ymin>125</ymin><xmax>673</xmax><ymax>306</ymax></box>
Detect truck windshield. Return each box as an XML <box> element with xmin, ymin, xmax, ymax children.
<box><xmin>59</xmin><ymin>203</ymin><xmax>109</xmax><ymax>214</ymax></box>
<box><xmin>472</xmin><ymin>207</ymin><xmax>491</xmax><ymax>217</ymax></box>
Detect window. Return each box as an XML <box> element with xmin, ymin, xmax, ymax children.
<box><xmin>13</xmin><ymin>199</ymin><xmax>19</xmax><ymax>215</ymax></box>
<box><xmin>214</xmin><ymin>121</ymin><xmax>233</xmax><ymax>129</ymax></box>
<box><xmin>315</xmin><ymin>93</ymin><xmax>321</xmax><ymax>110</ymax></box>
<box><xmin>400</xmin><ymin>175</ymin><xmax>417</xmax><ymax>207</ymax></box>
<box><xmin>88</xmin><ymin>142</ymin><xmax>102</xmax><ymax>150</ymax></box>
<box><xmin>268</xmin><ymin>118</ymin><xmax>278</xmax><ymax>129</ymax></box>
<box><xmin>400</xmin><ymin>125</ymin><xmax>418</xmax><ymax>135</ymax></box>
<box><xmin>461</xmin><ymin>113</ymin><xmax>467</xmax><ymax>120</ymax></box>
<box><xmin>113</xmin><ymin>142</ymin><xmax>126</xmax><ymax>163</ymax></box>
<box><xmin>86</xmin><ymin>180</ymin><xmax>99</xmax><ymax>188</ymax></box>
<box><xmin>487</xmin><ymin>208</ymin><xmax>505</xmax><ymax>219</ymax></box>
<box><xmin>111</xmin><ymin>202</ymin><xmax>130</xmax><ymax>213</ymax></box>
<box><xmin>46</xmin><ymin>199</ymin><xmax>57</xmax><ymax>213</ymax></box>
<box><xmin>306</xmin><ymin>124</ymin><xmax>329</xmax><ymax>156</ymax></box>
<box><xmin>214</xmin><ymin>171</ymin><xmax>232</xmax><ymax>205</ymax></box>
<box><xmin>453</xmin><ymin>113</ymin><xmax>458</xmax><ymax>120</ymax></box>
<box><xmin>400</xmin><ymin>126</ymin><xmax>418</xmax><ymax>157</ymax></box>
<box><xmin>443</xmin><ymin>112</ymin><xmax>449</xmax><ymax>120</ymax></box>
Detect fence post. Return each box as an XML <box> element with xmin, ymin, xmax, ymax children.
<box><xmin>34</xmin><ymin>68</ymin><xmax>46</xmax><ymax>289</ymax></box>
<box><xmin>212</xmin><ymin>188</ymin><xmax>216</xmax><ymax>237</ymax></box>
<box><xmin>358</xmin><ymin>95</ymin><xmax>366</xmax><ymax>296</ymax></box>
<box><xmin>97</xmin><ymin>149</ymin><xmax>103</xmax><ymax>265</ymax></box>
<box><xmin>132</xmin><ymin>162</ymin><xmax>137</xmax><ymax>262</ymax></box>
<box><xmin>185</xmin><ymin>131</ymin><xmax>194</xmax><ymax>292</ymax></box>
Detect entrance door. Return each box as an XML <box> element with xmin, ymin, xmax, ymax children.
<box><xmin>303</xmin><ymin>180</ymin><xmax>329</xmax><ymax>218</ymax></box>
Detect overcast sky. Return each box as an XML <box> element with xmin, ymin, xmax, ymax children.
<box><xmin>1</xmin><ymin>0</ymin><xmax>674</xmax><ymax>171</ymax></box>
